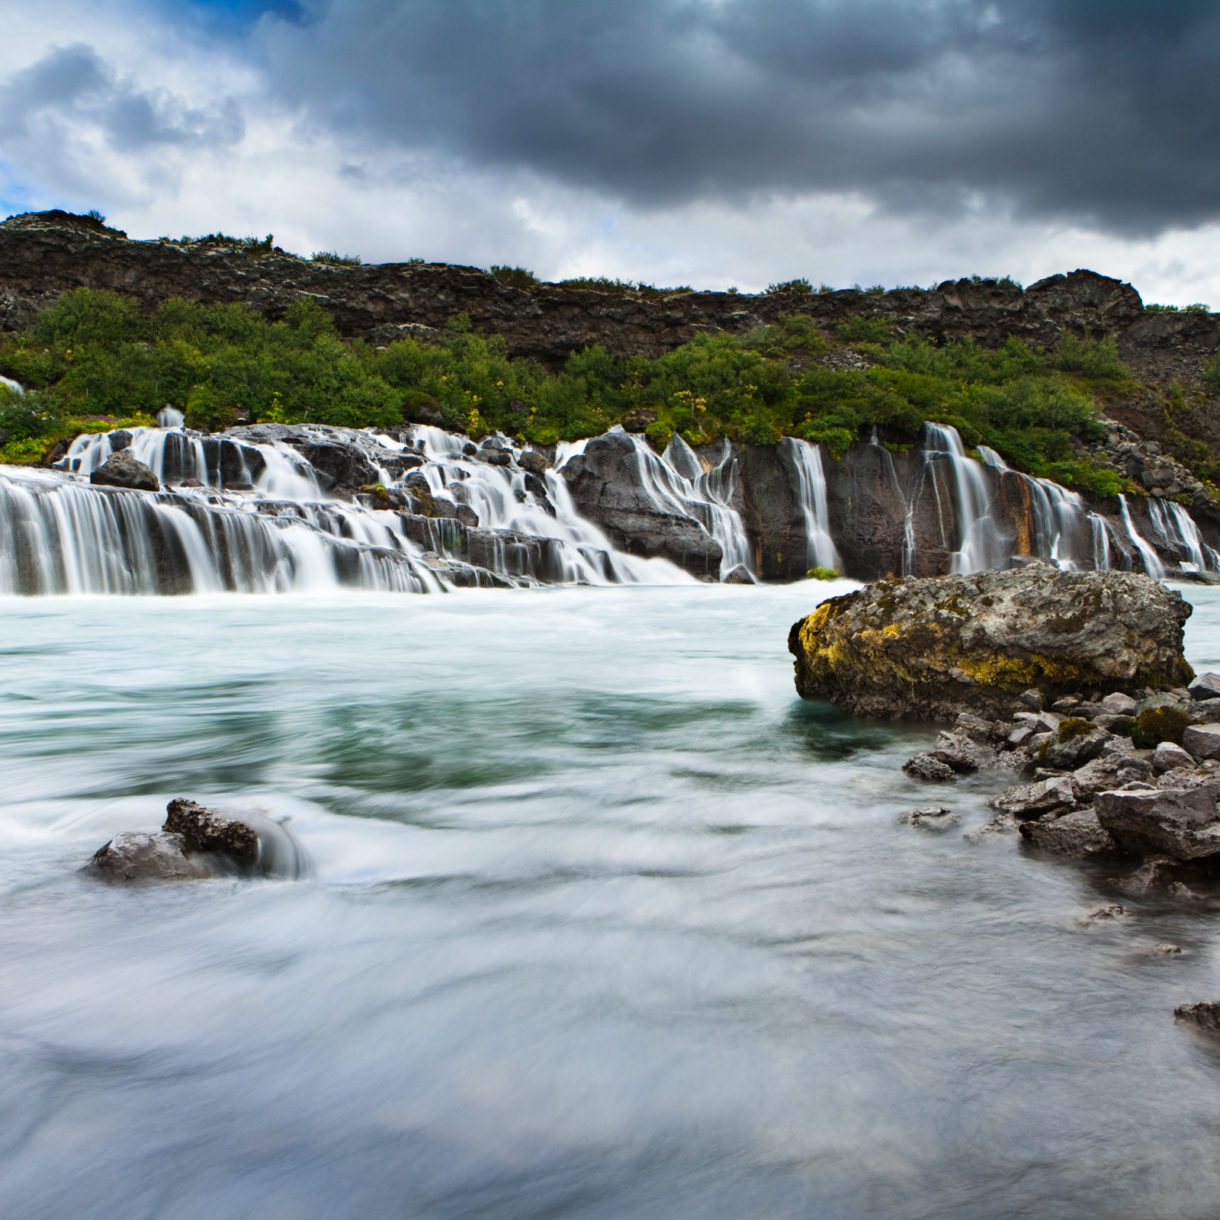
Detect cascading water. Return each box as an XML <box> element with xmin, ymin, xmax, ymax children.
<box><xmin>785</xmin><ymin>437</ymin><xmax>841</xmax><ymax>571</ymax></box>
<box><xmin>921</xmin><ymin>423</ymin><xmax>1008</xmax><ymax>572</ymax></box>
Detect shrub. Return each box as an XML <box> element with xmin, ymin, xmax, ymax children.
<box><xmin>490</xmin><ymin>265</ymin><xmax>539</xmax><ymax>290</ymax></box>
<box><xmin>1057</xmin><ymin>717</ymin><xmax>1095</xmax><ymax>742</ymax></box>
<box><xmin>312</xmin><ymin>250</ymin><xmax>362</xmax><ymax>265</ymax></box>
<box><xmin>805</xmin><ymin>566</ymin><xmax>840</xmax><ymax>580</ymax></box>
<box><xmin>765</xmin><ymin>278</ymin><xmax>813</xmax><ymax>296</ymax></box>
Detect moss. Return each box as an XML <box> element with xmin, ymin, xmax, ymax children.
<box><xmin>1132</xmin><ymin>704</ymin><xmax>1190</xmax><ymax>748</ymax></box>
<box><xmin>1057</xmin><ymin>717</ymin><xmax>1094</xmax><ymax>742</ymax></box>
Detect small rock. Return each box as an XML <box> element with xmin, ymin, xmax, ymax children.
<box><xmin>931</xmin><ymin>730</ymin><xmax>981</xmax><ymax>772</ymax></box>
<box><xmin>1019</xmin><ymin>808</ymin><xmax>1117</xmax><ymax>858</ymax></box>
<box><xmin>1152</xmin><ymin>943</ymin><xmax>1183</xmax><ymax>956</ymax></box>
<box><xmin>85</xmin><ymin>831</ymin><xmax>213</xmax><ymax>882</ymax></box>
<box><xmin>953</xmin><ymin>712</ymin><xmax>1001</xmax><ymax>744</ymax></box>
<box><xmin>1099</xmin><ymin>691</ymin><xmax>1139</xmax><ymax>715</ymax></box>
<box><xmin>992</xmin><ymin>775</ymin><xmax>1076</xmax><ymax>819</ymax></box>
<box><xmin>722</xmin><ymin>564</ymin><xmax>754</xmax><ymax>585</ymax></box>
<box><xmin>1182</xmin><ymin>723</ymin><xmax>1220</xmax><ymax>761</ymax></box>
<box><xmin>518</xmin><ymin>449</ymin><xmax>549</xmax><ymax>476</ymax></box>
<box><xmin>1051</xmin><ymin>695</ymin><xmax>1081</xmax><ymax>713</ymax></box>
<box><xmin>1007</xmin><ymin>725</ymin><xmax>1035</xmax><ymax>748</ymax></box>
<box><xmin>1188</xmin><ymin>673</ymin><xmax>1220</xmax><ymax>701</ymax></box>
<box><xmin>898</xmin><ymin>806</ymin><xmax>961</xmax><ymax>830</ymax></box>
<box><xmin>1038</xmin><ymin>726</ymin><xmax>1110</xmax><ymax>771</ymax></box>
<box><xmin>1175</xmin><ymin>1001</ymin><xmax>1220</xmax><ymax>1030</ymax></box>
<box><xmin>1153</xmin><ymin>741</ymin><xmax>1195</xmax><ymax>774</ymax></box>
<box><xmin>903</xmin><ymin>753</ymin><xmax>956</xmax><ymax>782</ymax></box>
<box><xmin>1017</xmin><ymin>688</ymin><xmax>1045</xmax><ymax>712</ymax></box>
<box><xmin>1078</xmin><ymin>903</ymin><xmax>1128</xmax><ymax>926</ymax></box>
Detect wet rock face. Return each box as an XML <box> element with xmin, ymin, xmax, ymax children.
<box><xmin>561</xmin><ymin>431</ymin><xmax>723</xmax><ymax>578</ymax></box>
<box><xmin>89</xmin><ymin>451</ymin><xmax>159</xmax><ymax>492</ymax></box>
<box><xmin>789</xmin><ymin>567</ymin><xmax>1194</xmax><ymax>722</ymax></box>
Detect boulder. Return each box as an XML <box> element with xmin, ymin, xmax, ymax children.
<box><xmin>1019</xmin><ymin>809</ymin><xmax>1117</xmax><ymax>858</ymax></box>
<box><xmin>1182</xmin><ymin>723</ymin><xmax>1220</xmax><ymax>761</ymax></box>
<box><xmin>992</xmin><ymin>776</ymin><xmax>1076</xmax><ymax>819</ymax></box>
<box><xmin>84</xmin><ymin>797</ymin><xmax>310</xmax><ymax>883</ymax></box>
<box><xmin>1188</xmin><ymin>673</ymin><xmax>1220</xmax><ymax>701</ymax></box>
<box><xmin>722</xmin><ymin>564</ymin><xmax>754</xmax><ymax>585</ymax></box>
<box><xmin>788</xmin><ymin>568</ymin><xmax>1193</xmax><ymax>722</ymax></box>
<box><xmin>1099</xmin><ymin>691</ymin><xmax>1139</xmax><ymax>715</ymax></box>
<box><xmin>90</xmin><ymin>450</ymin><xmax>159</xmax><ymax>492</ymax></box>
<box><xmin>1154</xmin><ymin>741</ymin><xmax>1196</xmax><ymax>773</ymax></box>
<box><xmin>903</xmin><ymin>753</ymin><xmax>956</xmax><ymax>782</ymax></box>
<box><xmin>1095</xmin><ymin>783</ymin><xmax>1220</xmax><ymax>860</ymax></box>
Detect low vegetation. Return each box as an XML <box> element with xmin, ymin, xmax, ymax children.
<box><xmin>0</xmin><ymin>285</ymin><xmax>1157</xmax><ymax>497</ymax></box>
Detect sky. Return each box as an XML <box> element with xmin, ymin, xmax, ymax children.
<box><xmin>1</xmin><ymin>0</ymin><xmax>1219</xmax><ymax>304</ymax></box>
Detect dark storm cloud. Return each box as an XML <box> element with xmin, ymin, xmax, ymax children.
<box><xmin>0</xmin><ymin>43</ymin><xmax>244</xmax><ymax>153</ymax></box>
<box><xmin>251</xmin><ymin>0</ymin><xmax>1220</xmax><ymax>236</ymax></box>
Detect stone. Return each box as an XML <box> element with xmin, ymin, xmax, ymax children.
<box><xmin>1095</xmin><ymin>783</ymin><xmax>1220</xmax><ymax>861</ymax></box>
<box><xmin>1017</xmin><ymin>688</ymin><xmax>1045</xmax><ymax>711</ymax></box>
<box><xmin>953</xmin><ymin>712</ymin><xmax>1001</xmax><ymax>744</ymax></box>
<box><xmin>992</xmin><ymin>776</ymin><xmax>1076</xmax><ymax>819</ymax></box>
<box><xmin>1153</xmin><ymin>741</ymin><xmax>1196</xmax><ymax>773</ymax></box>
<box><xmin>1188</xmin><ymin>673</ymin><xmax>1220</xmax><ymax>701</ymax></box>
<box><xmin>722</xmin><ymin>564</ymin><xmax>754</xmax><ymax>585</ymax></box>
<box><xmin>518</xmin><ymin>449</ymin><xmax>548</xmax><ymax>476</ymax></box>
<box><xmin>1019</xmin><ymin>809</ymin><xmax>1117</xmax><ymax>858</ymax></box>
<box><xmin>1007</xmin><ymin>725</ymin><xmax>1035</xmax><ymax>748</ymax></box>
<box><xmin>1078</xmin><ymin>902</ymin><xmax>1128</xmax><ymax>926</ymax></box>
<box><xmin>930</xmin><ymin>730</ymin><xmax>981</xmax><ymax>772</ymax></box>
<box><xmin>620</xmin><ymin>408</ymin><xmax>657</xmax><ymax>433</ymax></box>
<box><xmin>1099</xmin><ymin>691</ymin><xmax>1139</xmax><ymax>715</ymax></box>
<box><xmin>1182</xmin><ymin>723</ymin><xmax>1220</xmax><ymax>761</ymax></box>
<box><xmin>898</xmin><ymin>806</ymin><xmax>961</xmax><ymax>830</ymax></box>
<box><xmin>903</xmin><ymin>753</ymin><xmax>956</xmax><ymax>782</ymax></box>
<box><xmin>1174</xmin><ymin>1002</ymin><xmax>1220</xmax><ymax>1031</ymax></box>
<box><xmin>90</xmin><ymin>450</ymin><xmax>159</xmax><ymax>492</ymax></box>
<box><xmin>1037</xmin><ymin>726</ymin><xmax>1111</xmax><ymax>771</ymax></box>
<box><xmin>789</xmin><ymin>568</ymin><xmax>1194</xmax><ymax>722</ymax></box>
<box><xmin>84</xmin><ymin>831</ymin><xmax>213</xmax><ymax>882</ymax></box>
<box><xmin>84</xmin><ymin>798</ymin><xmax>310</xmax><ymax>883</ymax></box>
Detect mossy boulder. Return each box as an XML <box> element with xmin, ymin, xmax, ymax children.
<box><xmin>788</xmin><ymin>567</ymin><xmax>1193</xmax><ymax>722</ymax></box>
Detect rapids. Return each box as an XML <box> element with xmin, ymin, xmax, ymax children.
<box><xmin>2</xmin><ymin>583</ymin><xmax>1220</xmax><ymax>1218</ymax></box>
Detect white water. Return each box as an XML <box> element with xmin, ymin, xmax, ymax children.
<box><xmin>922</xmin><ymin>423</ymin><xmax>1008</xmax><ymax>572</ymax></box>
<box><xmin>3</xmin><ymin>582</ymin><xmax>1220</xmax><ymax>1219</ymax></box>
<box><xmin>786</xmin><ymin>436</ymin><xmax>841</xmax><ymax>571</ymax></box>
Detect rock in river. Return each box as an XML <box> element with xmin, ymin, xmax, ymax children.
<box><xmin>788</xmin><ymin>567</ymin><xmax>1193</xmax><ymax>722</ymax></box>
<box><xmin>85</xmin><ymin>797</ymin><xmax>310</xmax><ymax>882</ymax></box>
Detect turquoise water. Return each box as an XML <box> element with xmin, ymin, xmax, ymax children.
<box><xmin>2</xmin><ymin>582</ymin><xmax>1220</xmax><ymax>1218</ymax></box>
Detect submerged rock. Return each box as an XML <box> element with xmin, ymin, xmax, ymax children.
<box><xmin>1175</xmin><ymin>1001</ymin><xmax>1220</xmax><ymax>1031</ymax></box>
<box><xmin>84</xmin><ymin>797</ymin><xmax>310</xmax><ymax>883</ymax></box>
<box><xmin>788</xmin><ymin>567</ymin><xmax>1193</xmax><ymax>722</ymax></box>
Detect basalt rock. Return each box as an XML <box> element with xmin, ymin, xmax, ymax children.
<box><xmin>84</xmin><ymin>797</ymin><xmax>310</xmax><ymax>882</ymax></box>
<box><xmin>789</xmin><ymin>567</ymin><xmax>1193</xmax><ymax>722</ymax></box>
<box><xmin>561</xmin><ymin>431</ymin><xmax>722</xmax><ymax>578</ymax></box>
<box><xmin>89</xmin><ymin>450</ymin><xmax>159</xmax><ymax>492</ymax></box>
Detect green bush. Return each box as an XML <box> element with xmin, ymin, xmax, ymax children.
<box><xmin>765</xmin><ymin>278</ymin><xmax>813</xmax><ymax>295</ymax></box>
<box><xmin>805</xmin><ymin>566</ymin><xmax>840</xmax><ymax>580</ymax></box>
<box><xmin>490</xmin><ymin>265</ymin><xmax>539</xmax><ymax>290</ymax></box>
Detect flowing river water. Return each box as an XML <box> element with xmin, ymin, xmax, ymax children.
<box><xmin>4</xmin><ymin>582</ymin><xmax>1220</xmax><ymax>1218</ymax></box>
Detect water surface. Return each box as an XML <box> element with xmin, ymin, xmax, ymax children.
<box><xmin>2</xmin><ymin>583</ymin><xmax>1220</xmax><ymax>1218</ymax></box>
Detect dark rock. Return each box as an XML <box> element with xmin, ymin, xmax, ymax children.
<box><xmin>621</xmin><ymin>408</ymin><xmax>657</xmax><ymax>433</ymax></box>
<box><xmin>90</xmin><ymin>450</ymin><xmax>159</xmax><ymax>492</ymax></box>
<box><xmin>519</xmin><ymin>449</ymin><xmax>549</xmax><ymax>476</ymax></box>
<box><xmin>1099</xmin><ymin>691</ymin><xmax>1139</xmax><ymax>715</ymax></box>
<box><xmin>1017</xmin><ymin>688</ymin><xmax>1046</xmax><ymax>711</ymax></box>
<box><xmin>478</xmin><ymin>447</ymin><xmax>512</xmax><ymax>467</ymax></box>
<box><xmin>1114</xmin><ymin>854</ymin><xmax>1208</xmax><ymax>895</ymax></box>
<box><xmin>1095</xmin><ymin>783</ymin><xmax>1220</xmax><ymax>860</ymax></box>
<box><xmin>1079</xmin><ymin>902</ymin><xmax>1129</xmax><ymax>925</ymax></box>
<box><xmin>1174</xmin><ymin>1001</ymin><xmax>1220</xmax><ymax>1031</ymax></box>
<box><xmin>722</xmin><ymin>564</ymin><xmax>754</xmax><ymax>585</ymax></box>
<box><xmin>898</xmin><ymin>806</ymin><xmax>960</xmax><ymax>830</ymax></box>
<box><xmin>1019</xmin><ymin>809</ymin><xmax>1118</xmax><ymax>858</ymax></box>
<box><xmin>562</xmin><ymin>431</ymin><xmax>722</xmax><ymax>578</ymax></box>
<box><xmin>84</xmin><ymin>797</ymin><xmax>310</xmax><ymax>883</ymax></box>
<box><xmin>789</xmin><ymin>568</ymin><xmax>1194</xmax><ymax>722</ymax></box>
<box><xmin>107</xmin><ymin>429</ymin><xmax>133</xmax><ymax>451</ymax></box>
<box><xmin>903</xmin><ymin>753</ymin><xmax>957</xmax><ymax>782</ymax></box>
<box><xmin>953</xmin><ymin>712</ymin><xmax>1003</xmax><ymax>744</ymax></box>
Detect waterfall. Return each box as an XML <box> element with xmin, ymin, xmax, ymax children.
<box><xmin>921</xmin><ymin>424</ymin><xmax>1009</xmax><ymax>572</ymax></box>
<box><xmin>1116</xmin><ymin>495</ymin><xmax>1166</xmax><ymax>578</ymax></box>
<box><xmin>785</xmin><ymin>437</ymin><xmax>841</xmax><ymax>571</ymax></box>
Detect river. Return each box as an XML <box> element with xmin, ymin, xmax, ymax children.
<box><xmin>2</xmin><ymin>581</ymin><xmax>1220</xmax><ymax>1218</ymax></box>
